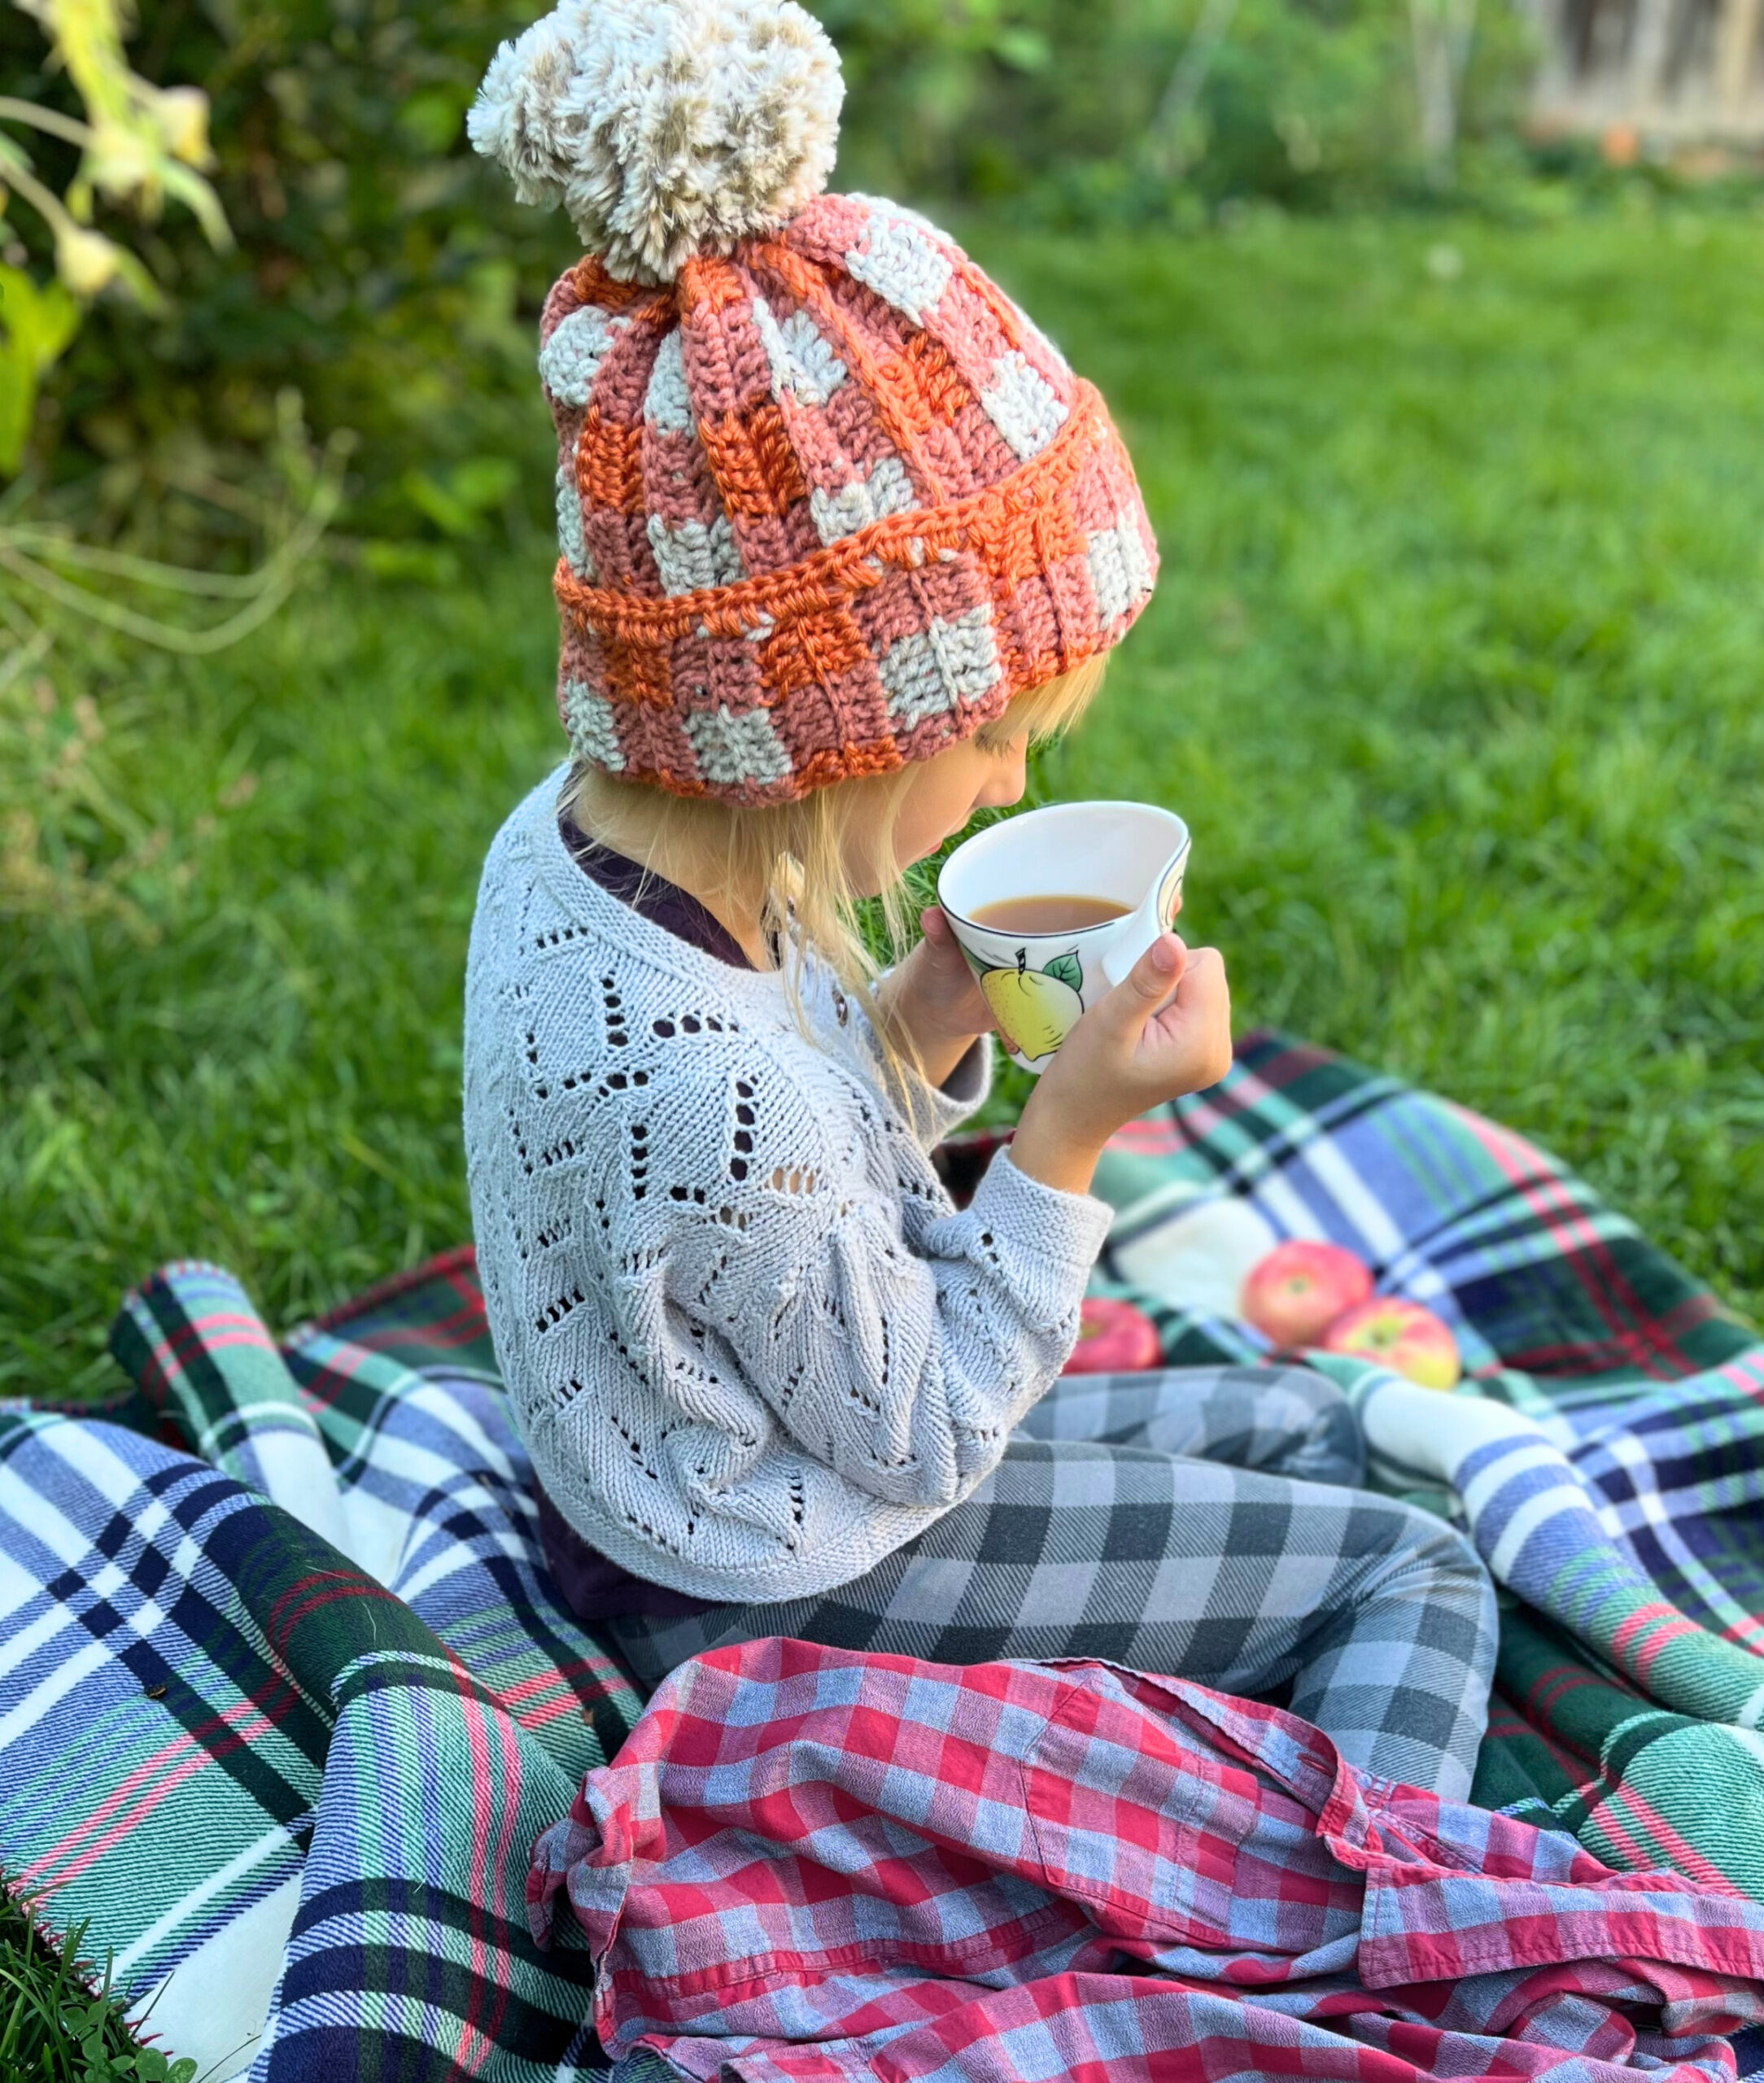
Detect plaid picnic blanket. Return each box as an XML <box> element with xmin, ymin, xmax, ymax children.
<box><xmin>0</xmin><ymin>1260</ymin><xmax>641</xmax><ymax>2079</ymax></box>
<box><xmin>2</xmin><ymin>1028</ymin><xmax>1762</xmax><ymax>2080</ymax></box>
<box><xmin>1074</xmin><ymin>1032</ymin><xmax>1764</xmax><ymax>1902</ymax></box>
<box><xmin>530</xmin><ymin>1636</ymin><xmax>1764</xmax><ymax>2083</ymax></box>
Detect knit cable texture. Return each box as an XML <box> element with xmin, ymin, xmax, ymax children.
<box><xmin>463</xmin><ymin>771</ymin><xmax>1113</xmax><ymax>1602</ymax></box>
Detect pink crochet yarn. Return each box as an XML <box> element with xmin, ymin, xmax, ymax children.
<box><xmin>541</xmin><ymin>199</ymin><xmax>1157</xmax><ymax>803</ymax></box>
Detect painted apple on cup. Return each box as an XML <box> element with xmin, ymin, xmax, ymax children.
<box><xmin>937</xmin><ymin>801</ymin><xmax>1190</xmax><ymax>1073</ymax></box>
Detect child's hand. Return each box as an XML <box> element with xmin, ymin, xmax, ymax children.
<box><xmin>1011</xmin><ymin>935</ymin><xmax>1232</xmax><ymax>1196</ymax></box>
<box><xmin>873</xmin><ymin>906</ymin><xmax>996</xmax><ymax>1087</ymax></box>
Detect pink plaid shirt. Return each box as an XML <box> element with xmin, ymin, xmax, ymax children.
<box><xmin>531</xmin><ymin>1639</ymin><xmax>1764</xmax><ymax>2082</ymax></box>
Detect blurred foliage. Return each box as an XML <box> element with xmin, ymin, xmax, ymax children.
<box><xmin>0</xmin><ymin>0</ymin><xmax>573</xmax><ymax>539</ymax></box>
<box><xmin>0</xmin><ymin>261</ymin><xmax>78</xmax><ymax>470</ymax></box>
<box><xmin>0</xmin><ymin>393</ymin><xmax>348</xmax><ymax>942</ymax></box>
<box><xmin>0</xmin><ymin>0</ymin><xmax>1544</xmax><ymax>537</ymax></box>
<box><xmin>824</xmin><ymin>0</ymin><xmax>1535</xmax><ymax>216</ymax></box>
<box><xmin>1</xmin><ymin>0</ymin><xmax>228</xmax><ymax>295</ymax></box>
<box><xmin>1</xmin><ymin>0</ymin><xmax>228</xmax><ymax>469</ymax></box>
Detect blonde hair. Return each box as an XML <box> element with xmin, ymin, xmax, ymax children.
<box><xmin>561</xmin><ymin>656</ymin><xmax>1107</xmax><ymax>1072</ymax></box>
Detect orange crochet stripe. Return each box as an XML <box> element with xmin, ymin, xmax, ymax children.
<box><xmin>556</xmin><ymin>382</ymin><xmax>1114</xmax><ymax>648</ymax></box>
<box><xmin>565</xmin><ymin>255</ymin><xmax>662</xmax><ymax>315</ymax></box>
<box><xmin>896</xmin><ymin>334</ymin><xmax>973</xmax><ymax>435</ymax></box>
<box><xmin>699</xmin><ymin>402</ymin><xmax>810</xmax><ymax>521</ymax></box>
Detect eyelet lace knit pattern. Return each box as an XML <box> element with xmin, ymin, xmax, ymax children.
<box><xmin>463</xmin><ymin>771</ymin><xmax>1113</xmax><ymax>1601</ymax></box>
<box><xmin>539</xmin><ymin>195</ymin><xmax>1158</xmax><ymax>803</ymax></box>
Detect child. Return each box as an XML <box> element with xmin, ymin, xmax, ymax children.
<box><xmin>464</xmin><ymin>0</ymin><xmax>1497</xmax><ymax>1797</ymax></box>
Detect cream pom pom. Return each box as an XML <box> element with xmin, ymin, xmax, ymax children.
<box><xmin>469</xmin><ymin>0</ymin><xmax>843</xmax><ymax>284</ymax></box>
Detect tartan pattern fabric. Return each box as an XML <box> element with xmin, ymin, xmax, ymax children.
<box><xmin>1086</xmin><ymin>1033</ymin><xmax>1752</xmax><ymax>1391</ymax></box>
<box><xmin>1343</xmin><ymin>1359</ymin><xmax>1764</xmax><ymax>1897</ymax></box>
<box><xmin>111</xmin><ymin>1260</ymin><xmax>641</xmax><ymax>1774</ymax></box>
<box><xmin>541</xmin><ymin>194</ymin><xmax>1157</xmax><ymax>802</ymax></box>
<box><xmin>529</xmin><ymin>1635</ymin><xmax>1764</xmax><ymax>2083</ymax></box>
<box><xmin>2</xmin><ymin>1264</ymin><xmax>640</xmax><ymax>2080</ymax></box>
<box><xmin>605</xmin><ymin>1361</ymin><xmax>1500</xmax><ymax>1802</ymax></box>
<box><xmin>3</xmin><ymin>1028</ymin><xmax>1762</xmax><ymax>2080</ymax></box>
<box><xmin>1062</xmin><ymin>1030</ymin><xmax>1764</xmax><ymax>1899</ymax></box>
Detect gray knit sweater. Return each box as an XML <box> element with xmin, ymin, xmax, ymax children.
<box><xmin>463</xmin><ymin>771</ymin><xmax>1113</xmax><ymax>1602</ymax></box>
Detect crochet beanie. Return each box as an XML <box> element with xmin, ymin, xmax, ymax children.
<box><xmin>470</xmin><ymin>0</ymin><xmax>1157</xmax><ymax>805</ymax></box>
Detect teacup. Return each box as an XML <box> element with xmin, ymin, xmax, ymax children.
<box><xmin>937</xmin><ymin>801</ymin><xmax>1191</xmax><ymax>1073</ymax></box>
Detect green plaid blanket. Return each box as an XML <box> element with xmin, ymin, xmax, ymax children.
<box><xmin>2</xmin><ymin>1029</ymin><xmax>1761</xmax><ymax>2080</ymax></box>
<box><xmin>1</xmin><ymin>1258</ymin><xmax>640</xmax><ymax>2077</ymax></box>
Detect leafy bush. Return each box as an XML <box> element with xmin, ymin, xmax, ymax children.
<box><xmin>1</xmin><ymin>0</ymin><xmax>573</xmax><ymax>538</ymax></box>
<box><xmin>0</xmin><ymin>264</ymin><xmax>78</xmax><ymax>474</ymax></box>
<box><xmin>1</xmin><ymin>0</ymin><xmax>228</xmax><ymax>473</ymax></box>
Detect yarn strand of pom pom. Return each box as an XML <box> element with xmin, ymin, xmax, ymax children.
<box><xmin>469</xmin><ymin>0</ymin><xmax>843</xmax><ymax>283</ymax></box>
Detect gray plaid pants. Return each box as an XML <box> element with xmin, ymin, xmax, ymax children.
<box><xmin>609</xmin><ymin>1366</ymin><xmax>1498</xmax><ymax>1800</ymax></box>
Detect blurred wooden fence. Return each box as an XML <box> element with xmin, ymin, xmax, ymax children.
<box><xmin>1527</xmin><ymin>0</ymin><xmax>1764</xmax><ymax>142</ymax></box>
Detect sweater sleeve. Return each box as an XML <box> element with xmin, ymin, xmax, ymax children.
<box><xmin>667</xmin><ymin>1136</ymin><xmax>1111</xmax><ymax>1511</ymax></box>
<box><xmin>892</xmin><ymin>1035</ymin><xmax>993</xmax><ymax>1151</ymax></box>
<box><xmin>833</xmin><ymin>967</ymin><xmax>994</xmax><ymax>1151</ymax></box>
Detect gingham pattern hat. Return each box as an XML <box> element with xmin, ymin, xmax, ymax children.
<box><xmin>473</xmin><ymin>1</ymin><xmax>1157</xmax><ymax>804</ymax></box>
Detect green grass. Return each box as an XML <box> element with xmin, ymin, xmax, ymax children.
<box><xmin>3</xmin><ymin>203</ymin><xmax>1764</xmax><ymax>2074</ymax></box>
<box><xmin>990</xmin><ymin>210</ymin><xmax>1764</xmax><ymax>1315</ymax></box>
<box><xmin>0</xmin><ymin>1889</ymin><xmax>193</xmax><ymax>2081</ymax></box>
<box><xmin>7</xmin><ymin>212</ymin><xmax>1764</xmax><ymax>1407</ymax></box>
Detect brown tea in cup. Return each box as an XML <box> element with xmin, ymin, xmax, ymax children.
<box><xmin>969</xmin><ymin>895</ymin><xmax>1131</xmax><ymax>934</ymax></box>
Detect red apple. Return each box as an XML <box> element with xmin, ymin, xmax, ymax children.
<box><xmin>1322</xmin><ymin>1296</ymin><xmax>1461</xmax><ymax>1390</ymax></box>
<box><xmin>1063</xmin><ymin>1295</ymin><xmax>1163</xmax><ymax>1375</ymax></box>
<box><xmin>1240</xmin><ymin>1242</ymin><xmax>1373</xmax><ymax>1352</ymax></box>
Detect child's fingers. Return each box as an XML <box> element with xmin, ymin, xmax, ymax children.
<box><xmin>920</xmin><ymin>906</ymin><xmax>978</xmax><ymax>975</ymax></box>
<box><xmin>1162</xmin><ymin>946</ymin><xmax>1233</xmax><ymax>1085</ymax></box>
<box><xmin>1098</xmin><ymin>933</ymin><xmax>1188</xmax><ymax>1031</ymax></box>
<box><xmin>1171</xmin><ymin>944</ymin><xmax>1226</xmax><ymax>1011</ymax></box>
<box><xmin>921</xmin><ymin>906</ymin><xmax>972</xmax><ymax>961</ymax></box>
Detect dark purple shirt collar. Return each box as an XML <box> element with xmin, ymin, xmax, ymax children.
<box><xmin>559</xmin><ymin>813</ymin><xmax>753</xmax><ymax>972</ymax></box>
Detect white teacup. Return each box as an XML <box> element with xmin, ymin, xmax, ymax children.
<box><xmin>937</xmin><ymin>801</ymin><xmax>1191</xmax><ymax>1073</ymax></box>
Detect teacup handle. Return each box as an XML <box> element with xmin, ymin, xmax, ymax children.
<box><xmin>1099</xmin><ymin>843</ymin><xmax>1190</xmax><ymax>989</ymax></box>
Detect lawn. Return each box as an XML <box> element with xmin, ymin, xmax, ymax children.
<box><xmin>4</xmin><ymin>202</ymin><xmax>1764</xmax><ymax>2070</ymax></box>
<box><xmin>5</xmin><ymin>205</ymin><xmax>1763</xmax><ymax>1415</ymax></box>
